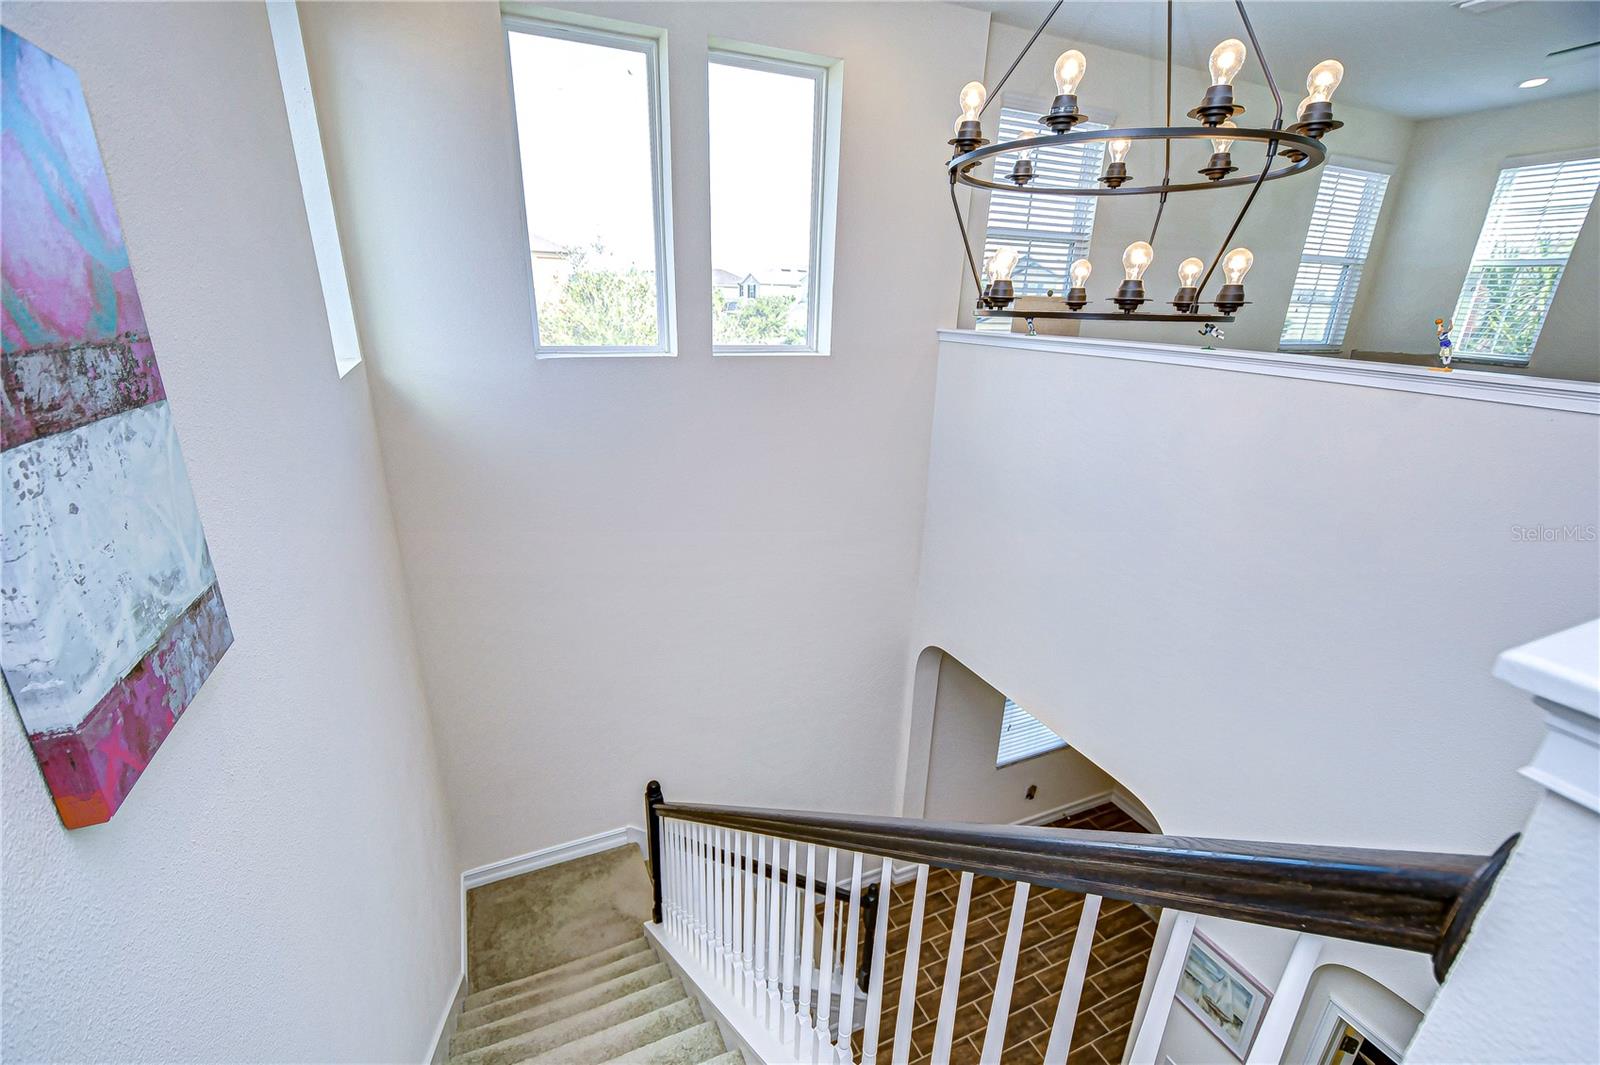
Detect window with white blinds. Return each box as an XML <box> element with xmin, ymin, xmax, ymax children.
<box><xmin>979</xmin><ymin>105</ymin><xmax>1107</xmax><ymax>330</ymax></box>
<box><xmin>1279</xmin><ymin>165</ymin><xmax>1390</xmax><ymax>351</ymax></box>
<box><xmin>997</xmin><ymin>698</ymin><xmax>1068</xmax><ymax>768</ymax></box>
<box><xmin>1452</xmin><ymin>155</ymin><xmax>1600</xmax><ymax>362</ymax></box>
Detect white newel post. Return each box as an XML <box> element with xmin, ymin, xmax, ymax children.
<box><xmin>1407</xmin><ymin>619</ymin><xmax>1600</xmax><ymax>1064</ymax></box>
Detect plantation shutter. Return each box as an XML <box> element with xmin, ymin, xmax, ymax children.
<box><xmin>979</xmin><ymin>106</ymin><xmax>1107</xmax><ymax>329</ymax></box>
<box><xmin>1279</xmin><ymin>165</ymin><xmax>1389</xmax><ymax>350</ymax></box>
<box><xmin>1452</xmin><ymin>156</ymin><xmax>1600</xmax><ymax>360</ymax></box>
<box><xmin>997</xmin><ymin>698</ymin><xmax>1068</xmax><ymax>767</ymax></box>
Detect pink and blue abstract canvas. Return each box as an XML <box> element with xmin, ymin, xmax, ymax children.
<box><xmin>2</xmin><ymin>27</ymin><xmax>232</xmax><ymax>828</ymax></box>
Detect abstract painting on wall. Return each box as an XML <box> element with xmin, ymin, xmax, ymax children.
<box><xmin>2</xmin><ymin>27</ymin><xmax>232</xmax><ymax>828</ymax></box>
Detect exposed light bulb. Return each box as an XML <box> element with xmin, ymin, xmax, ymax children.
<box><xmin>1177</xmin><ymin>257</ymin><xmax>1205</xmax><ymax>288</ymax></box>
<box><xmin>989</xmin><ymin>246</ymin><xmax>1020</xmax><ymax>282</ymax></box>
<box><xmin>1210</xmin><ymin>120</ymin><xmax>1238</xmax><ymax>155</ymax></box>
<box><xmin>1053</xmin><ymin>49</ymin><xmax>1087</xmax><ymax>96</ymax></box>
<box><xmin>1222</xmin><ymin>247</ymin><xmax>1254</xmax><ymax>285</ymax></box>
<box><xmin>1069</xmin><ymin>258</ymin><xmax>1092</xmax><ymax>287</ymax></box>
<box><xmin>1122</xmin><ymin>241</ymin><xmax>1154</xmax><ymax>282</ymax></box>
<box><xmin>1306</xmin><ymin>59</ymin><xmax>1344</xmax><ymax>104</ymax></box>
<box><xmin>1295</xmin><ymin>95</ymin><xmax>1313</xmax><ymax>121</ymax></box>
<box><xmin>1107</xmin><ymin>137</ymin><xmax>1133</xmax><ymax>164</ymax></box>
<box><xmin>1208</xmin><ymin>39</ymin><xmax>1247</xmax><ymax>87</ymax></box>
<box><xmin>959</xmin><ymin>81</ymin><xmax>987</xmax><ymax>122</ymax></box>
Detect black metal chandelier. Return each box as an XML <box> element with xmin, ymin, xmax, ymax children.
<box><xmin>948</xmin><ymin>0</ymin><xmax>1348</xmax><ymax>326</ymax></box>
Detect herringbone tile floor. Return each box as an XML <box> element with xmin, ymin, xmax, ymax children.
<box><xmin>857</xmin><ymin>803</ymin><xmax>1157</xmax><ymax>1065</ymax></box>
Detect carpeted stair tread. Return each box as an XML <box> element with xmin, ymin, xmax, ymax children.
<box><xmin>698</xmin><ymin>1055</ymin><xmax>743</xmax><ymax>1065</ymax></box>
<box><xmin>451</xmin><ymin>965</ymin><xmax>675</xmax><ymax>1055</ymax></box>
<box><xmin>525</xmin><ymin>998</ymin><xmax>706</xmax><ymax>1064</ymax></box>
<box><xmin>465</xmin><ymin>939</ymin><xmax>654</xmax><ymax>1012</ymax></box>
<box><xmin>460</xmin><ymin>947</ymin><xmax>663</xmax><ymax>1030</ymax></box>
<box><xmin>601</xmin><ymin>1020</ymin><xmax>727</xmax><ymax>1063</ymax></box>
<box><xmin>449</xmin><ymin>980</ymin><xmax>688</xmax><ymax>1065</ymax></box>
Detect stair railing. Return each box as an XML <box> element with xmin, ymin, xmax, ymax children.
<box><xmin>644</xmin><ymin>781</ymin><xmax>1513</xmax><ymax>1065</ymax></box>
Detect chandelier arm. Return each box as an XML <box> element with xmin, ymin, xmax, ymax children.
<box><xmin>1148</xmin><ymin>0</ymin><xmax>1174</xmax><ymax>246</ymax></box>
<box><xmin>949</xmin><ymin>173</ymin><xmax>986</xmax><ymax>298</ymax></box>
<box><xmin>1234</xmin><ymin>0</ymin><xmax>1283</xmax><ymax>129</ymax></box>
<box><xmin>1197</xmin><ymin>149</ymin><xmax>1272</xmax><ymax>297</ymax></box>
<box><xmin>979</xmin><ymin>0</ymin><xmax>1064</xmax><ymax>118</ymax></box>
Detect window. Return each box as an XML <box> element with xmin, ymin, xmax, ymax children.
<box><xmin>504</xmin><ymin>17</ymin><xmax>673</xmax><ymax>355</ymax></box>
<box><xmin>1279</xmin><ymin>164</ymin><xmax>1390</xmax><ymax>351</ymax></box>
<box><xmin>979</xmin><ymin>102</ymin><xmax>1107</xmax><ymax>331</ymax></box>
<box><xmin>266</xmin><ymin>1</ymin><xmax>363</xmax><ymax>376</ymax></box>
<box><xmin>1452</xmin><ymin>154</ymin><xmax>1600</xmax><ymax>363</ymax></box>
<box><xmin>997</xmin><ymin>698</ymin><xmax>1068</xmax><ymax>768</ymax></box>
<box><xmin>708</xmin><ymin>50</ymin><xmax>832</xmax><ymax>352</ymax></box>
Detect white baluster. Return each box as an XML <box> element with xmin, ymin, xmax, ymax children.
<box><xmin>1126</xmin><ymin>910</ymin><xmax>1198</xmax><ymax>1065</ymax></box>
<box><xmin>890</xmin><ymin>865</ymin><xmax>930</xmax><ymax>1065</ymax></box>
<box><xmin>718</xmin><ymin>828</ymin><xmax>732</xmax><ymax>987</ymax></box>
<box><xmin>798</xmin><ymin>844</ymin><xmax>819</xmax><ymax>1061</ymax></box>
<box><xmin>744</xmin><ymin>830</ymin><xmax>758</xmax><ymax>1011</ymax></box>
<box><xmin>784</xmin><ymin>838</ymin><xmax>802</xmax><ymax>1044</ymax></box>
<box><xmin>663</xmin><ymin>819</ymin><xmax>676</xmax><ymax>937</ymax></box>
<box><xmin>860</xmin><ymin>857</ymin><xmax>894</xmax><ymax>1065</ymax></box>
<box><xmin>732</xmin><ymin>831</ymin><xmax>745</xmax><ymax>1004</ymax></box>
<box><xmin>755</xmin><ymin>834</ymin><xmax>769</xmax><ymax>1022</ymax></box>
<box><xmin>695</xmin><ymin>824</ymin><xmax>709</xmax><ymax>965</ymax></box>
<box><xmin>1244</xmin><ymin>934</ymin><xmax>1324</xmax><ymax>1065</ymax></box>
<box><xmin>1041</xmin><ymin>893</ymin><xmax>1103</xmax><ymax>1065</ymax></box>
<box><xmin>979</xmin><ymin>881</ymin><xmax>1031</xmax><ymax>1064</ymax></box>
<box><xmin>816</xmin><ymin>848</ymin><xmax>839</xmax><ymax>1059</ymax></box>
<box><xmin>835</xmin><ymin>852</ymin><xmax>864</xmax><ymax>1064</ymax></box>
<box><xmin>766</xmin><ymin>835</ymin><xmax>783</xmax><ymax>1031</ymax></box>
<box><xmin>931</xmin><ymin>871</ymin><xmax>975</xmax><ymax>1064</ymax></box>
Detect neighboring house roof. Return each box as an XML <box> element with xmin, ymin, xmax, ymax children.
<box><xmin>712</xmin><ymin>268</ymin><xmax>744</xmax><ymax>287</ymax></box>
<box><xmin>530</xmin><ymin>232</ymin><xmax>565</xmax><ymax>256</ymax></box>
<box><xmin>742</xmin><ymin>268</ymin><xmax>807</xmax><ymax>287</ymax></box>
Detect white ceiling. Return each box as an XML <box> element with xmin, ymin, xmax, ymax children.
<box><xmin>961</xmin><ymin>0</ymin><xmax>1600</xmax><ymax>119</ymax></box>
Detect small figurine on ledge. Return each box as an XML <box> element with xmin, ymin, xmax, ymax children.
<box><xmin>1434</xmin><ymin>317</ymin><xmax>1454</xmax><ymax>372</ymax></box>
<box><xmin>1198</xmin><ymin>321</ymin><xmax>1225</xmax><ymax>347</ymax></box>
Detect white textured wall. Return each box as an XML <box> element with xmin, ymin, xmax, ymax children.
<box><xmin>0</xmin><ymin>4</ymin><xmax>460</xmax><ymax>1061</ymax></box>
<box><xmin>908</xmin><ymin>332</ymin><xmax>1599</xmax><ymax>1024</ymax></box>
<box><xmin>923</xmin><ymin>653</ymin><xmax>1119</xmax><ymax>825</ymax></box>
<box><xmin>295</xmin><ymin>1</ymin><xmax>989</xmax><ymax>871</ymax></box>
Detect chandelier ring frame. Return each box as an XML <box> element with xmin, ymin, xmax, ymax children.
<box><xmin>949</xmin><ymin>125</ymin><xmax>1326</xmax><ymax>197</ymax></box>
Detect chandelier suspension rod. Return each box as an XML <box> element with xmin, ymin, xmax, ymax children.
<box><xmin>979</xmin><ymin>0</ymin><xmax>1065</xmax><ymax>118</ymax></box>
<box><xmin>950</xmin><ymin>174</ymin><xmax>986</xmax><ymax>296</ymax></box>
<box><xmin>1195</xmin><ymin>0</ymin><xmax>1283</xmax><ymax>297</ymax></box>
<box><xmin>1147</xmin><ymin>0</ymin><xmax>1175</xmax><ymax>246</ymax></box>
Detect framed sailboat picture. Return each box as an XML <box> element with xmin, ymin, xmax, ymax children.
<box><xmin>1175</xmin><ymin>931</ymin><xmax>1272</xmax><ymax>1060</ymax></box>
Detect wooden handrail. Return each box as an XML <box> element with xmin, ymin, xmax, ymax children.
<box><xmin>650</xmin><ymin>797</ymin><xmax>1516</xmax><ymax>981</ymax></box>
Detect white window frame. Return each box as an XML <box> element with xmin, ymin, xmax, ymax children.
<box><xmin>501</xmin><ymin>14</ymin><xmax>677</xmax><ymax>358</ymax></box>
<box><xmin>266</xmin><ymin>0</ymin><xmax>364</xmax><ymax>377</ymax></box>
<box><xmin>1450</xmin><ymin>148</ymin><xmax>1600</xmax><ymax>366</ymax></box>
<box><xmin>1279</xmin><ymin>161</ymin><xmax>1392</xmax><ymax>353</ymax></box>
<box><xmin>976</xmin><ymin>94</ymin><xmax>1112</xmax><ymax>331</ymax></box>
<box><xmin>708</xmin><ymin>44</ymin><xmax>839</xmax><ymax>356</ymax></box>
<box><xmin>997</xmin><ymin>697</ymin><xmax>1069</xmax><ymax>768</ymax></box>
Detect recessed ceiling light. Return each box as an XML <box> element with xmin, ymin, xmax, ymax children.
<box><xmin>1520</xmin><ymin>77</ymin><xmax>1550</xmax><ymax>88</ymax></box>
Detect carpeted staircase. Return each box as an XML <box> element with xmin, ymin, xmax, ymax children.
<box><xmin>448</xmin><ymin>846</ymin><xmax>742</xmax><ymax>1065</ymax></box>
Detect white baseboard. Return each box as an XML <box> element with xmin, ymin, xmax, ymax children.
<box><xmin>461</xmin><ymin>825</ymin><xmax>648</xmax><ymax>890</ymax></box>
<box><xmin>425</xmin><ymin>971</ymin><xmax>466</xmax><ymax>1065</ymax></box>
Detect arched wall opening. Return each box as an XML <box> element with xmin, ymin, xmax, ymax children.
<box><xmin>898</xmin><ymin>646</ymin><xmax>1159</xmax><ymax>831</ymax></box>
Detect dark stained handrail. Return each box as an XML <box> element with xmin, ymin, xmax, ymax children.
<box><xmin>647</xmin><ymin>793</ymin><xmax>1516</xmax><ymax>982</ymax></box>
